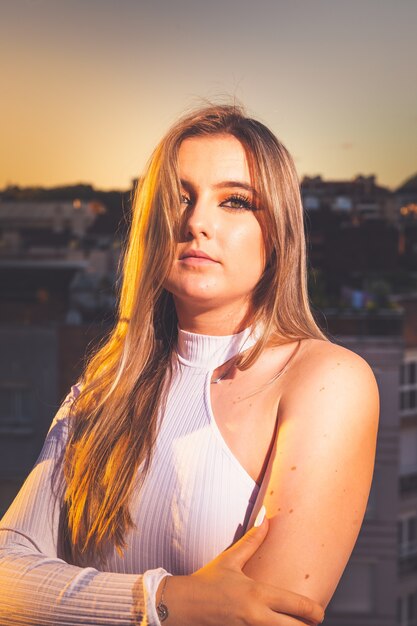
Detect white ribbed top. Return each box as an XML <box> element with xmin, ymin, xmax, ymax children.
<box><xmin>0</xmin><ymin>324</ymin><xmax>262</xmax><ymax>625</ymax></box>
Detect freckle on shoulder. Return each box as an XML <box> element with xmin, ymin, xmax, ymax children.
<box><xmin>301</xmin><ymin>338</ymin><xmax>366</xmax><ymax>373</ymax></box>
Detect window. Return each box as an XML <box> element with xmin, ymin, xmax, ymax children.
<box><xmin>401</xmin><ymin>390</ymin><xmax>417</xmax><ymax>412</ymax></box>
<box><xmin>0</xmin><ymin>384</ymin><xmax>33</xmax><ymax>432</ymax></box>
<box><xmin>398</xmin><ymin>514</ymin><xmax>417</xmax><ymax>558</ymax></box>
<box><xmin>333</xmin><ymin>196</ymin><xmax>352</xmax><ymax>212</ymax></box>
<box><xmin>303</xmin><ymin>195</ymin><xmax>320</xmax><ymax>210</ymax></box>
<box><xmin>398</xmin><ymin>592</ymin><xmax>417</xmax><ymax>626</ymax></box>
<box><xmin>328</xmin><ymin>561</ymin><xmax>375</xmax><ymax>613</ymax></box>
<box><xmin>400</xmin><ymin>361</ymin><xmax>417</xmax><ymax>415</ymax></box>
<box><xmin>408</xmin><ymin>593</ymin><xmax>416</xmax><ymax>624</ymax></box>
<box><xmin>410</xmin><ymin>363</ymin><xmax>416</xmax><ymax>386</ymax></box>
<box><xmin>409</xmin><ymin>517</ymin><xmax>417</xmax><ymax>545</ymax></box>
<box><xmin>399</xmin><ymin>520</ymin><xmax>404</xmax><ymax>546</ymax></box>
<box><xmin>400</xmin><ymin>428</ymin><xmax>417</xmax><ymax>476</ymax></box>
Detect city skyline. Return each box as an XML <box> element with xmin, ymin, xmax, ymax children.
<box><xmin>1</xmin><ymin>0</ymin><xmax>417</xmax><ymax>191</ymax></box>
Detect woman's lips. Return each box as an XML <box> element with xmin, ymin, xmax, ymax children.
<box><xmin>178</xmin><ymin>249</ymin><xmax>220</xmax><ymax>265</ymax></box>
<box><xmin>179</xmin><ymin>256</ymin><xmax>219</xmax><ymax>265</ymax></box>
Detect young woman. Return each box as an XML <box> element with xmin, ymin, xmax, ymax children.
<box><xmin>0</xmin><ymin>104</ymin><xmax>379</xmax><ymax>626</ymax></box>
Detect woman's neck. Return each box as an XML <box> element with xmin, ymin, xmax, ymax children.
<box><xmin>174</xmin><ymin>300</ymin><xmax>254</xmax><ymax>336</ymax></box>
<box><xmin>176</xmin><ymin>317</ymin><xmax>251</xmax><ymax>336</ymax></box>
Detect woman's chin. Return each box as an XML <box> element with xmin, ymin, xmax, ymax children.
<box><xmin>172</xmin><ymin>290</ymin><xmax>224</xmax><ymax>308</ymax></box>
<box><xmin>165</xmin><ymin>278</ymin><xmax>223</xmax><ymax>301</ymax></box>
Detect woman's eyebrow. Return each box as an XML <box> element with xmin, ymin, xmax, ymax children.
<box><xmin>180</xmin><ymin>179</ymin><xmax>258</xmax><ymax>196</ymax></box>
<box><xmin>213</xmin><ymin>180</ymin><xmax>258</xmax><ymax>196</ymax></box>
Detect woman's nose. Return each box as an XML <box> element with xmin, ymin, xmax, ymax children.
<box><xmin>182</xmin><ymin>198</ymin><xmax>215</xmax><ymax>240</ymax></box>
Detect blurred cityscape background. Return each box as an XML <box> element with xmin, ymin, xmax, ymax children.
<box><xmin>0</xmin><ymin>171</ymin><xmax>416</xmax><ymax>625</ymax></box>
<box><xmin>2</xmin><ymin>0</ymin><xmax>417</xmax><ymax>624</ymax></box>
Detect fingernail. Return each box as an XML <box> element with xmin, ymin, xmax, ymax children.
<box><xmin>254</xmin><ymin>505</ymin><xmax>266</xmax><ymax>527</ymax></box>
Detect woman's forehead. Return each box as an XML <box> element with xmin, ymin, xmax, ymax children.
<box><xmin>178</xmin><ymin>134</ymin><xmax>253</xmax><ymax>189</ymax></box>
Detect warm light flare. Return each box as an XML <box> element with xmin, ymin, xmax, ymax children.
<box><xmin>400</xmin><ymin>203</ymin><xmax>417</xmax><ymax>216</ymax></box>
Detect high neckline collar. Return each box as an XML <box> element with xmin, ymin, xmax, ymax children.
<box><xmin>175</xmin><ymin>325</ymin><xmax>261</xmax><ymax>369</ymax></box>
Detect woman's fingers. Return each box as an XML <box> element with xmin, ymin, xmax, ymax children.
<box><xmin>220</xmin><ymin>507</ymin><xmax>269</xmax><ymax>569</ymax></box>
<box><xmin>190</xmin><ymin>507</ymin><xmax>325</xmax><ymax>626</ymax></box>
<box><xmin>216</xmin><ymin>510</ymin><xmax>325</xmax><ymax>624</ymax></box>
<box><xmin>261</xmin><ymin>585</ymin><xmax>325</xmax><ymax>625</ymax></box>
<box><xmin>259</xmin><ymin>606</ymin><xmax>324</xmax><ymax>626</ymax></box>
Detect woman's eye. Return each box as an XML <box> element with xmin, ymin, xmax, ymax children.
<box><xmin>180</xmin><ymin>194</ymin><xmax>191</xmax><ymax>206</ymax></box>
<box><xmin>221</xmin><ymin>194</ymin><xmax>256</xmax><ymax>211</ymax></box>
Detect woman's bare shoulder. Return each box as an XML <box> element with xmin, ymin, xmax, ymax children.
<box><xmin>262</xmin><ymin>336</ymin><xmax>369</xmax><ymax>384</ymax></box>
<box><xmin>285</xmin><ymin>336</ymin><xmax>375</xmax><ymax>379</ymax></box>
<box><xmin>279</xmin><ymin>336</ymin><xmax>380</xmax><ymax>422</ymax></box>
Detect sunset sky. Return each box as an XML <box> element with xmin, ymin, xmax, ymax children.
<box><xmin>1</xmin><ymin>0</ymin><xmax>416</xmax><ymax>191</ymax></box>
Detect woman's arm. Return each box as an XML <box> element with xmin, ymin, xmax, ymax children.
<box><xmin>158</xmin><ymin>515</ymin><xmax>325</xmax><ymax>626</ymax></box>
<box><xmin>241</xmin><ymin>342</ymin><xmax>380</xmax><ymax>610</ymax></box>
<box><xmin>0</xmin><ymin>386</ymin><xmax>168</xmax><ymax>625</ymax></box>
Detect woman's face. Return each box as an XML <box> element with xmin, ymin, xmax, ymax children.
<box><xmin>164</xmin><ymin>133</ymin><xmax>266</xmax><ymax>323</ymax></box>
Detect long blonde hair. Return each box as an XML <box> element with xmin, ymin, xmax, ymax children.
<box><xmin>58</xmin><ymin>102</ymin><xmax>330</xmax><ymax>564</ymax></box>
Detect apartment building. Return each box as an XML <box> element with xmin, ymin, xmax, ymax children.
<box><xmin>323</xmin><ymin>314</ymin><xmax>402</xmax><ymax>626</ymax></box>
<box><xmin>397</xmin><ymin>294</ymin><xmax>417</xmax><ymax>626</ymax></box>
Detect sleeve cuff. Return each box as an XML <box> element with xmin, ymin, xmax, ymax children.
<box><xmin>143</xmin><ymin>568</ymin><xmax>173</xmax><ymax>626</ymax></box>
